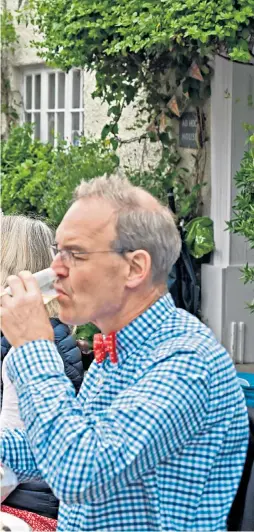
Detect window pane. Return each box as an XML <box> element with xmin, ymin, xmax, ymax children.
<box><xmin>34</xmin><ymin>113</ymin><xmax>41</xmax><ymax>139</ymax></box>
<box><xmin>26</xmin><ymin>76</ymin><xmax>32</xmax><ymax>109</ymax></box>
<box><xmin>72</xmin><ymin>112</ymin><xmax>79</xmax><ymax>131</ymax></box>
<box><xmin>48</xmin><ymin>73</ymin><xmax>55</xmax><ymax>109</ymax></box>
<box><xmin>35</xmin><ymin>75</ymin><xmax>41</xmax><ymax>109</ymax></box>
<box><xmin>48</xmin><ymin>112</ymin><xmax>55</xmax><ymax>145</ymax></box>
<box><xmin>57</xmin><ymin>112</ymin><xmax>65</xmax><ymax>140</ymax></box>
<box><xmin>58</xmin><ymin>73</ymin><xmax>65</xmax><ymax>108</ymax></box>
<box><xmin>72</xmin><ymin>70</ymin><xmax>80</xmax><ymax>108</ymax></box>
<box><xmin>80</xmin><ymin>112</ymin><xmax>84</xmax><ymax>134</ymax></box>
<box><xmin>25</xmin><ymin>112</ymin><xmax>32</xmax><ymax>123</ymax></box>
<box><xmin>80</xmin><ymin>79</ymin><xmax>84</xmax><ymax>109</ymax></box>
<box><xmin>72</xmin><ymin>132</ymin><xmax>80</xmax><ymax>146</ymax></box>
<box><xmin>71</xmin><ymin>113</ymin><xmax>80</xmax><ymax>144</ymax></box>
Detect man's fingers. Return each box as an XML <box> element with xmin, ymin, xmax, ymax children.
<box><xmin>0</xmin><ymin>295</ymin><xmax>11</xmax><ymax>309</ymax></box>
<box><xmin>6</xmin><ymin>271</ymin><xmax>42</xmax><ymax>302</ymax></box>
<box><xmin>1</xmin><ymin>273</ymin><xmax>54</xmax><ymax>348</ymax></box>
<box><xmin>6</xmin><ymin>275</ymin><xmax>26</xmax><ymax>298</ymax></box>
<box><xmin>18</xmin><ymin>271</ymin><xmax>41</xmax><ymax>296</ymax></box>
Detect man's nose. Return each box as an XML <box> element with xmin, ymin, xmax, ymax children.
<box><xmin>50</xmin><ymin>253</ymin><xmax>69</xmax><ymax>277</ymax></box>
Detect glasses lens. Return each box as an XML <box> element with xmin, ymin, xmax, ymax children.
<box><xmin>50</xmin><ymin>245</ymin><xmax>57</xmax><ymax>260</ymax></box>
<box><xmin>50</xmin><ymin>246</ymin><xmax>70</xmax><ymax>264</ymax></box>
<box><xmin>58</xmin><ymin>248</ymin><xmax>74</xmax><ymax>265</ymax></box>
<box><xmin>65</xmin><ymin>250</ymin><xmax>74</xmax><ymax>265</ymax></box>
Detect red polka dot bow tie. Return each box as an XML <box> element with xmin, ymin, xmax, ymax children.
<box><xmin>93</xmin><ymin>332</ymin><xmax>117</xmax><ymax>364</ymax></box>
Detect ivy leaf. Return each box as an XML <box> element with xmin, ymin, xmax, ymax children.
<box><xmin>107</xmin><ymin>104</ymin><xmax>121</xmax><ymax>117</ymax></box>
<box><xmin>125</xmin><ymin>85</ymin><xmax>136</xmax><ymax>105</ymax></box>
<box><xmin>110</xmin><ymin>137</ymin><xmax>118</xmax><ymax>150</ymax></box>
<box><xmin>101</xmin><ymin>124</ymin><xmax>111</xmax><ymax>140</ymax></box>
<box><xmin>159</xmin><ymin>132</ymin><xmax>175</xmax><ymax>146</ymax></box>
<box><xmin>112</xmin><ymin>123</ymin><xmax>119</xmax><ymax>135</ymax></box>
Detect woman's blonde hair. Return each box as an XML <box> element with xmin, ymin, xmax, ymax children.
<box><xmin>1</xmin><ymin>214</ymin><xmax>59</xmax><ymax>317</ymax></box>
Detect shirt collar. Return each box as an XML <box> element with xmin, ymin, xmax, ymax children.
<box><xmin>116</xmin><ymin>292</ymin><xmax>176</xmax><ymax>366</ymax></box>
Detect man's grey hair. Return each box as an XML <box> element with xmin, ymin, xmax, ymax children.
<box><xmin>74</xmin><ymin>172</ymin><xmax>181</xmax><ymax>284</ymax></box>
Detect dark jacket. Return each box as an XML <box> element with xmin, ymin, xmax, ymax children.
<box><xmin>50</xmin><ymin>318</ymin><xmax>84</xmax><ymax>394</ymax></box>
<box><xmin>1</xmin><ymin>318</ymin><xmax>84</xmax><ymax>519</ymax></box>
<box><xmin>227</xmin><ymin>408</ymin><xmax>254</xmax><ymax>532</ymax></box>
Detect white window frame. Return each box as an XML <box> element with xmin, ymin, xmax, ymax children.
<box><xmin>21</xmin><ymin>65</ymin><xmax>84</xmax><ymax>146</ymax></box>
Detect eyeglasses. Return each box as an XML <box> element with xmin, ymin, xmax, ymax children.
<box><xmin>50</xmin><ymin>244</ymin><xmax>132</xmax><ymax>265</ymax></box>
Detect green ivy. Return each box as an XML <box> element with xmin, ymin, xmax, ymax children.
<box><xmin>1</xmin><ymin>9</ymin><xmax>17</xmax><ymax>48</ymax></box>
<box><xmin>227</xmin><ymin>125</ymin><xmax>254</xmax><ymax>312</ymax></box>
<box><xmin>125</xmin><ymin>148</ymin><xmax>202</xmax><ymax>218</ymax></box>
<box><xmin>1</xmin><ymin>9</ymin><xmax>19</xmax><ymax>132</ymax></box>
<box><xmin>26</xmin><ymin>0</ymin><xmax>253</xmax><ymax>115</ymax></box>
<box><xmin>28</xmin><ymin>0</ymin><xmax>254</xmax><ymax>66</ymax></box>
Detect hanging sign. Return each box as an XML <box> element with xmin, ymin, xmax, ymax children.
<box><xmin>179</xmin><ymin>112</ymin><xmax>198</xmax><ymax>149</ymax></box>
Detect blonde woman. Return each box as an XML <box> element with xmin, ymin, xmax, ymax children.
<box><xmin>1</xmin><ymin>215</ymin><xmax>84</xmax><ymax>523</ymax></box>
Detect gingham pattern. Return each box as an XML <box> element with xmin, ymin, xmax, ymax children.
<box><xmin>1</xmin><ymin>294</ymin><xmax>249</xmax><ymax>531</ymax></box>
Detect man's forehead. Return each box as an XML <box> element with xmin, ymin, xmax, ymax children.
<box><xmin>56</xmin><ymin>198</ymin><xmax>117</xmax><ymax>242</ymax></box>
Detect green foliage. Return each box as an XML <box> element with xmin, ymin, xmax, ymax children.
<box><xmin>26</xmin><ymin>0</ymin><xmax>253</xmax><ymax>119</ymax></box>
<box><xmin>228</xmin><ymin>126</ymin><xmax>254</xmax><ymax>311</ymax></box>
<box><xmin>1</xmin><ymin>123</ymin><xmax>54</xmax><ymax>216</ymax></box>
<box><xmin>76</xmin><ymin>323</ymin><xmax>100</xmax><ymax>350</ymax></box>
<box><xmin>1</xmin><ymin>9</ymin><xmax>18</xmax><ymax>49</ymax></box>
<box><xmin>126</xmin><ymin>145</ymin><xmax>180</xmax><ymax>205</ymax></box>
<box><xmin>184</xmin><ymin>217</ymin><xmax>215</xmax><ymax>259</ymax></box>
<box><xmin>28</xmin><ymin>0</ymin><xmax>254</xmax><ymax>67</ymax></box>
<box><xmin>1</xmin><ymin>123</ymin><xmax>119</xmax><ymax>225</ymax></box>
<box><xmin>1</xmin><ymin>9</ymin><xmax>19</xmax><ymax>131</ymax></box>
<box><xmin>126</xmin><ymin>146</ymin><xmax>214</xmax><ymax>259</ymax></box>
<box><xmin>126</xmin><ymin>146</ymin><xmax>200</xmax><ymax>217</ymax></box>
<box><xmin>44</xmin><ymin>137</ymin><xmax>119</xmax><ymax>224</ymax></box>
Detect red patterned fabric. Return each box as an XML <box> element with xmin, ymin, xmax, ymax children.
<box><xmin>93</xmin><ymin>332</ymin><xmax>117</xmax><ymax>364</ymax></box>
<box><xmin>1</xmin><ymin>505</ymin><xmax>57</xmax><ymax>531</ymax></box>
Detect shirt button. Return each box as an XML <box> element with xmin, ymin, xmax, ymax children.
<box><xmin>96</xmin><ymin>376</ymin><xmax>104</xmax><ymax>387</ymax></box>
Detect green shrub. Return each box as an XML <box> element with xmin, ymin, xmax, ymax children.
<box><xmin>44</xmin><ymin>137</ymin><xmax>119</xmax><ymax>225</ymax></box>
<box><xmin>228</xmin><ymin>126</ymin><xmax>254</xmax><ymax>311</ymax></box>
<box><xmin>1</xmin><ymin>123</ymin><xmax>119</xmax><ymax>225</ymax></box>
<box><xmin>1</xmin><ymin>123</ymin><xmax>54</xmax><ymax>217</ymax></box>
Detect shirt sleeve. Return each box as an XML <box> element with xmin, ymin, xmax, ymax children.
<box><xmin>1</xmin><ymin>428</ymin><xmax>41</xmax><ymax>483</ymax></box>
<box><xmin>1</xmin><ymin>350</ymin><xmax>25</xmax><ymax>430</ymax></box>
<box><xmin>5</xmin><ymin>339</ymin><xmax>210</xmax><ymax>506</ymax></box>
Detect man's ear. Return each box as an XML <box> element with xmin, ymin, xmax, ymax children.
<box><xmin>125</xmin><ymin>250</ymin><xmax>152</xmax><ymax>289</ymax></box>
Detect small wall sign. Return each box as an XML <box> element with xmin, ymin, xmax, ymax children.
<box><xmin>179</xmin><ymin>112</ymin><xmax>198</xmax><ymax>149</ymax></box>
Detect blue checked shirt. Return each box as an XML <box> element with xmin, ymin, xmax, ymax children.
<box><xmin>1</xmin><ymin>294</ymin><xmax>249</xmax><ymax>531</ymax></box>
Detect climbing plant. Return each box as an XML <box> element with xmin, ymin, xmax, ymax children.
<box><xmin>26</xmin><ymin>0</ymin><xmax>253</xmax><ymax>115</ymax></box>
<box><xmin>1</xmin><ymin>7</ymin><xmax>19</xmax><ymax>137</ymax></box>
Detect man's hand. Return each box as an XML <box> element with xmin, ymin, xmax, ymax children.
<box><xmin>0</xmin><ymin>271</ymin><xmax>54</xmax><ymax>348</ymax></box>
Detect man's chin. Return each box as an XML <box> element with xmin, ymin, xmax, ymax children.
<box><xmin>58</xmin><ymin>308</ymin><xmax>75</xmax><ymax>326</ymax></box>
<box><xmin>58</xmin><ymin>308</ymin><xmax>90</xmax><ymax>327</ymax></box>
